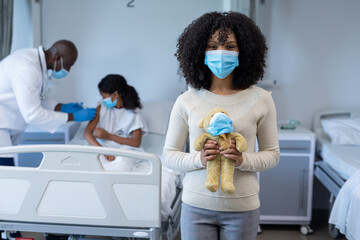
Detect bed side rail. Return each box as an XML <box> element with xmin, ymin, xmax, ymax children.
<box><xmin>0</xmin><ymin>144</ymin><xmax>161</xmax><ymax>229</ymax></box>
<box><xmin>314</xmin><ymin>161</ymin><xmax>345</xmax><ymax>197</ymax></box>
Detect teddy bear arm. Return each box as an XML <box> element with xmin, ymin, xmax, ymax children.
<box><xmin>231</xmin><ymin>132</ymin><xmax>247</xmax><ymax>152</ymax></box>
<box><xmin>193</xmin><ymin>133</ymin><xmax>214</xmax><ymax>151</ymax></box>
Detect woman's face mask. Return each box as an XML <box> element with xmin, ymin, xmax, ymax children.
<box><xmin>51</xmin><ymin>57</ymin><xmax>69</xmax><ymax>79</ymax></box>
<box><xmin>103</xmin><ymin>92</ymin><xmax>118</xmax><ymax>108</ymax></box>
<box><xmin>204</xmin><ymin>50</ymin><xmax>239</xmax><ymax>79</ymax></box>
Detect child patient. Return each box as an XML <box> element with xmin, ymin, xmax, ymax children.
<box><xmin>84</xmin><ymin>74</ymin><xmax>146</xmax><ymax>171</ymax></box>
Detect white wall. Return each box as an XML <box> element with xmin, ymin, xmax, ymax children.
<box><xmin>262</xmin><ymin>0</ymin><xmax>360</xmax><ymax>129</ymax></box>
<box><xmin>14</xmin><ymin>0</ymin><xmax>360</xmax><ymax>130</ymax></box>
<box><xmin>41</xmin><ymin>0</ymin><xmax>223</xmax><ymax>107</ymax></box>
<box><xmin>11</xmin><ymin>0</ymin><xmax>33</xmax><ymax>52</ymax></box>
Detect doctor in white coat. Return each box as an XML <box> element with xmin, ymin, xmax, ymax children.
<box><xmin>0</xmin><ymin>40</ymin><xmax>97</xmax><ymax>166</ymax></box>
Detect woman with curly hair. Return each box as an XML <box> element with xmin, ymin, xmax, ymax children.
<box><xmin>163</xmin><ymin>12</ymin><xmax>280</xmax><ymax>240</ymax></box>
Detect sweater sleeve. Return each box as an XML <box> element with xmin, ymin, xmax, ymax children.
<box><xmin>238</xmin><ymin>91</ymin><xmax>280</xmax><ymax>172</ymax></box>
<box><xmin>163</xmin><ymin>97</ymin><xmax>204</xmax><ymax>172</ymax></box>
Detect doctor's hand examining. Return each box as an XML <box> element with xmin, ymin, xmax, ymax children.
<box><xmin>0</xmin><ymin>39</ymin><xmax>97</xmax><ymax>167</ymax></box>
<box><xmin>59</xmin><ymin>102</ymin><xmax>83</xmax><ymax>113</ymax></box>
<box><xmin>54</xmin><ymin>102</ymin><xmax>97</xmax><ymax>122</ymax></box>
<box><xmin>67</xmin><ymin>108</ymin><xmax>97</xmax><ymax>122</ymax></box>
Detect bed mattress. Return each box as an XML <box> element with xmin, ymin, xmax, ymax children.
<box><xmin>320</xmin><ymin>139</ymin><xmax>360</xmax><ymax>180</ymax></box>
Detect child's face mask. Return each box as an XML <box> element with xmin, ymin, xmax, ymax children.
<box><xmin>204</xmin><ymin>50</ymin><xmax>239</xmax><ymax>79</ymax></box>
<box><xmin>103</xmin><ymin>93</ymin><xmax>117</xmax><ymax>108</ymax></box>
<box><xmin>207</xmin><ymin>112</ymin><xmax>234</xmax><ymax>136</ymax></box>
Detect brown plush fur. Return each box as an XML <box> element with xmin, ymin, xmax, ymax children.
<box><xmin>194</xmin><ymin>108</ymin><xmax>247</xmax><ymax>194</ymax></box>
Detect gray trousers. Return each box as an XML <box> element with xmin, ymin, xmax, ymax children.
<box><xmin>181</xmin><ymin>203</ymin><xmax>259</xmax><ymax>240</ymax></box>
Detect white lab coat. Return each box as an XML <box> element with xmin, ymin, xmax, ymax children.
<box><xmin>0</xmin><ymin>46</ymin><xmax>68</xmax><ymax>135</ymax></box>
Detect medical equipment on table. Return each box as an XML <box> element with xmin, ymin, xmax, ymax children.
<box><xmin>279</xmin><ymin>119</ymin><xmax>301</xmax><ymax>130</ymax></box>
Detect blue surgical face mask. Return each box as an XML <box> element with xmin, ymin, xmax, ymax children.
<box><xmin>204</xmin><ymin>50</ymin><xmax>239</xmax><ymax>79</ymax></box>
<box><xmin>207</xmin><ymin>112</ymin><xmax>234</xmax><ymax>136</ymax></box>
<box><xmin>103</xmin><ymin>94</ymin><xmax>117</xmax><ymax>108</ymax></box>
<box><xmin>51</xmin><ymin>57</ymin><xmax>69</xmax><ymax>79</ymax></box>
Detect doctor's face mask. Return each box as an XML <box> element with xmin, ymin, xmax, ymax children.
<box><xmin>51</xmin><ymin>57</ymin><xmax>69</xmax><ymax>79</ymax></box>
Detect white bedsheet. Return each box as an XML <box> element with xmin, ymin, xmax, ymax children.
<box><xmin>319</xmin><ymin>138</ymin><xmax>360</xmax><ymax>179</ymax></box>
<box><xmin>97</xmin><ymin>154</ymin><xmax>178</xmax><ymax>221</ymax></box>
<box><xmin>69</xmin><ymin>123</ymin><xmax>182</xmax><ymax>221</ymax></box>
<box><xmin>329</xmin><ymin>170</ymin><xmax>360</xmax><ymax>240</ymax></box>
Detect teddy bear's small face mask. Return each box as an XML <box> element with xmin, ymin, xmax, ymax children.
<box><xmin>207</xmin><ymin>112</ymin><xmax>234</xmax><ymax>136</ymax></box>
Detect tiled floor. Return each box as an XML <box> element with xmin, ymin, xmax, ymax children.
<box><xmin>256</xmin><ymin>210</ymin><xmax>346</xmax><ymax>240</ymax></box>
<box><xmin>257</xmin><ymin>223</ymin><xmax>346</xmax><ymax>240</ymax></box>
<box><xmin>11</xmin><ymin>211</ymin><xmax>347</xmax><ymax>240</ymax></box>
<box><xmin>17</xmin><ymin>222</ymin><xmax>346</xmax><ymax>240</ymax></box>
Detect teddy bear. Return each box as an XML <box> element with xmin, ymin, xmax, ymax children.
<box><xmin>193</xmin><ymin>108</ymin><xmax>247</xmax><ymax>194</ymax></box>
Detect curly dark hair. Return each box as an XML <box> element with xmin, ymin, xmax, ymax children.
<box><xmin>175</xmin><ymin>11</ymin><xmax>267</xmax><ymax>90</ymax></box>
<box><xmin>98</xmin><ymin>74</ymin><xmax>142</xmax><ymax>110</ymax></box>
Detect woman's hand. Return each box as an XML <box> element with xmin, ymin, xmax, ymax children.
<box><xmin>105</xmin><ymin>155</ymin><xmax>115</xmax><ymax>161</ymax></box>
<box><xmin>94</xmin><ymin>127</ymin><xmax>111</xmax><ymax>139</ymax></box>
<box><xmin>200</xmin><ymin>140</ymin><xmax>220</xmax><ymax>167</ymax></box>
<box><xmin>219</xmin><ymin>139</ymin><xmax>243</xmax><ymax>167</ymax></box>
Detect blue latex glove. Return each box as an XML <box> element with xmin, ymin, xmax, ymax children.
<box><xmin>73</xmin><ymin>108</ymin><xmax>97</xmax><ymax>122</ymax></box>
<box><xmin>60</xmin><ymin>102</ymin><xmax>83</xmax><ymax>113</ymax></box>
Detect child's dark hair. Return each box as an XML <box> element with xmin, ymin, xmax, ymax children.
<box><xmin>98</xmin><ymin>74</ymin><xmax>142</xmax><ymax>110</ymax></box>
<box><xmin>176</xmin><ymin>11</ymin><xmax>267</xmax><ymax>90</ymax></box>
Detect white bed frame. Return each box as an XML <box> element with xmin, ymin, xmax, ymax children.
<box><xmin>0</xmin><ymin>144</ymin><xmax>166</xmax><ymax>239</ymax></box>
<box><xmin>313</xmin><ymin>109</ymin><xmax>360</xmax><ymax>239</ymax></box>
<box><xmin>313</xmin><ymin>109</ymin><xmax>360</xmax><ymax>137</ymax></box>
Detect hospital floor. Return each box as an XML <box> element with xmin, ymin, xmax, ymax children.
<box><xmin>18</xmin><ymin>210</ymin><xmax>347</xmax><ymax>240</ymax></box>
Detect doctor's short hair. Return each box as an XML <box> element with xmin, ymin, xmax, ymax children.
<box><xmin>98</xmin><ymin>74</ymin><xmax>142</xmax><ymax>110</ymax></box>
<box><xmin>175</xmin><ymin>11</ymin><xmax>267</xmax><ymax>90</ymax></box>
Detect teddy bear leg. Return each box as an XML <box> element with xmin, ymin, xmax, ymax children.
<box><xmin>221</xmin><ymin>157</ymin><xmax>236</xmax><ymax>194</ymax></box>
<box><xmin>205</xmin><ymin>156</ymin><xmax>220</xmax><ymax>192</ymax></box>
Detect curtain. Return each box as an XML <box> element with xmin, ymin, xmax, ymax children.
<box><xmin>249</xmin><ymin>0</ymin><xmax>256</xmax><ymax>22</ymax></box>
<box><xmin>239</xmin><ymin>0</ymin><xmax>257</xmax><ymax>22</ymax></box>
<box><xmin>0</xmin><ymin>0</ymin><xmax>14</xmax><ymax>61</ymax></box>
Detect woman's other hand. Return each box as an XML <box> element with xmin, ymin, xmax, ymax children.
<box><xmin>219</xmin><ymin>139</ymin><xmax>243</xmax><ymax>167</ymax></box>
<box><xmin>200</xmin><ymin>140</ymin><xmax>220</xmax><ymax>167</ymax></box>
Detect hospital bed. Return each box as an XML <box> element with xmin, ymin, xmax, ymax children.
<box><xmin>313</xmin><ymin>109</ymin><xmax>360</xmax><ymax>239</ymax></box>
<box><xmin>0</xmin><ymin>101</ymin><xmax>182</xmax><ymax>240</ymax></box>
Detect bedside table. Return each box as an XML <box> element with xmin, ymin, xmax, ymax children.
<box><xmin>259</xmin><ymin>126</ymin><xmax>315</xmax><ymax>234</ymax></box>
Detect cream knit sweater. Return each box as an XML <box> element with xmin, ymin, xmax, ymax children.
<box><xmin>163</xmin><ymin>86</ymin><xmax>280</xmax><ymax>212</ymax></box>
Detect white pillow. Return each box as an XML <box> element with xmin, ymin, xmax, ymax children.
<box><xmin>140</xmin><ymin>101</ymin><xmax>174</xmax><ymax>135</ymax></box>
<box><xmin>321</xmin><ymin>118</ymin><xmax>360</xmax><ymax>145</ymax></box>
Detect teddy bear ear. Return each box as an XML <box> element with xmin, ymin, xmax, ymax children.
<box><xmin>197</xmin><ymin>118</ymin><xmax>204</xmax><ymax>128</ymax></box>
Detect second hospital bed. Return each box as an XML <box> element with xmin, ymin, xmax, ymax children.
<box><xmin>0</xmin><ymin>101</ymin><xmax>182</xmax><ymax>240</ymax></box>
<box><xmin>313</xmin><ymin>109</ymin><xmax>360</xmax><ymax>240</ymax></box>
